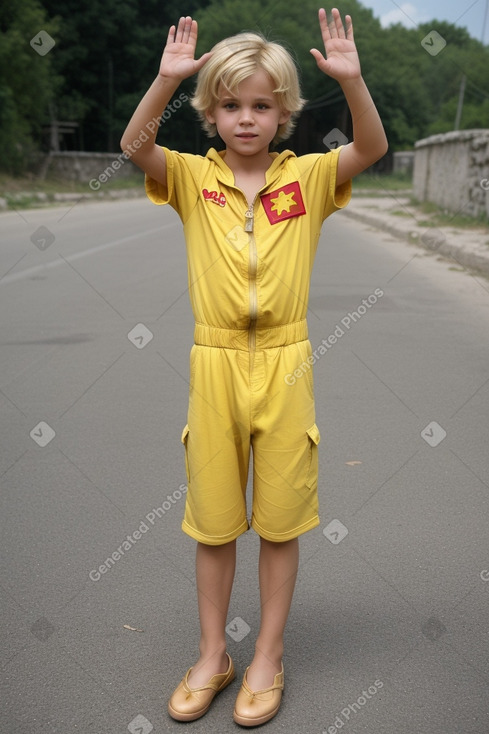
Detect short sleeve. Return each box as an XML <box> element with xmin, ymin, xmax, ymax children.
<box><xmin>144</xmin><ymin>147</ymin><xmax>201</xmax><ymax>223</ymax></box>
<box><xmin>296</xmin><ymin>146</ymin><xmax>352</xmax><ymax>222</ymax></box>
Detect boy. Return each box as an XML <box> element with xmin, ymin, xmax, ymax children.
<box><xmin>121</xmin><ymin>8</ymin><xmax>387</xmax><ymax>726</ymax></box>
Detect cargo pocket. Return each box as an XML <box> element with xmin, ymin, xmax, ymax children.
<box><xmin>181</xmin><ymin>424</ymin><xmax>190</xmax><ymax>482</ymax></box>
<box><xmin>305</xmin><ymin>424</ymin><xmax>320</xmax><ymax>490</ymax></box>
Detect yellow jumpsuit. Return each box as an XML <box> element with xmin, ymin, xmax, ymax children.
<box><xmin>146</xmin><ymin>146</ymin><xmax>351</xmax><ymax>544</ymax></box>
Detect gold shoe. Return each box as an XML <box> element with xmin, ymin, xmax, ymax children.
<box><xmin>168</xmin><ymin>653</ymin><xmax>235</xmax><ymax>721</ymax></box>
<box><xmin>233</xmin><ymin>663</ymin><xmax>284</xmax><ymax>727</ymax></box>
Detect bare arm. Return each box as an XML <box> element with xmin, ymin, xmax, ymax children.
<box><xmin>120</xmin><ymin>16</ymin><xmax>212</xmax><ymax>187</ymax></box>
<box><xmin>310</xmin><ymin>8</ymin><xmax>388</xmax><ymax>187</ymax></box>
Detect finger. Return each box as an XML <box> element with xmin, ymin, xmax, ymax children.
<box><xmin>167</xmin><ymin>24</ymin><xmax>176</xmax><ymax>44</ymax></box>
<box><xmin>318</xmin><ymin>7</ymin><xmax>327</xmax><ymax>30</ymax></box>
<box><xmin>317</xmin><ymin>8</ymin><xmax>331</xmax><ymax>42</ymax></box>
<box><xmin>188</xmin><ymin>19</ymin><xmax>199</xmax><ymax>47</ymax></box>
<box><xmin>345</xmin><ymin>14</ymin><xmax>354</xmax><ymax>41</ymax></box>
<box><xmin>181</xmin><ymin>16</ymin><xmax>193</xmax><ymax>43</ymax></box>
<box><xmin>174</xmin><ymin>16</ymin><xmax>190</xmax><ymax>43</ymax></box>
<box><xmin>194</xmin><ymin>50</ymin><xmax>213</xmax><ymax>72</ymax></box>
<box><xmin>309</xmin><ymin>48</ymin><xmax>326</xmax><ymax>67</ymax></box>
<box><xmin>332</xmin><ymin>7</ymin><xmax>347</xmax><ymax>39</ymax></box>
<box><xmin>175</xmin><ymin>16</ymin><xmax>186</xmax><ymax>42</ymax></box>
<box><xmin>328</xmin><ymin>8</ymin><xmax>339</xmax><ymax>38</ymax></box>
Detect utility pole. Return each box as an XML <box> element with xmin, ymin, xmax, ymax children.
<box><xmin>454</xmin><ymin>74</ymin><xmax>466</xmax><ymax>130</ymax></box>
<box><xmin>483</xmin><ymin>0</ymin><xmax>489</xmax><ymax>46</ymax></box>
<box><xmin>454</xmin><ymin>0</ymin><xmax>488</xmax><ymax>129</ymax></box>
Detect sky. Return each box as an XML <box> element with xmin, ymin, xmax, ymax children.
<box><xmin>364</xmin><ymin>0</ymin><xmax>489</xmax><ymax>43</ymax></box>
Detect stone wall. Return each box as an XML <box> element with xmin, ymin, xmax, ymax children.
<box><xmin>39</xmin><ymin>151</ymin><xmax>141</xmax><ymax>185</ymax></box>
<box><xmin>413</xmin><ymin>130</ymin><xmax>489</xmax><ymax>219</ymax></box>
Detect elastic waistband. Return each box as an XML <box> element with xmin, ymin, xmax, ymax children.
<box><xmin>194</xmin><ymin>320</ymin><xmax>308</xmax><ymax>350</ymax></box>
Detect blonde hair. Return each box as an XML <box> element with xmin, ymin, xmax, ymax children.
<box><xmin>190</xmin><ymin>32</ymin><xmax>306</xmax><ymax>144</ymax></box>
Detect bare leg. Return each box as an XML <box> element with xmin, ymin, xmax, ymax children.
<box><xmin>246</xmin><ymin>536</ymin><xmax>299</xmax><ymax>690</ymax></box>
<box><xmin>187</xmin><ymin>539</ymin><xmax>236</xmax><ymax>687</ymax></box>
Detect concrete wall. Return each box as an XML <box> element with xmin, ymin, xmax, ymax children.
<box><xmin>39</xmin><ymin>151</ymin><xmax>140</xmax><ymax>184</ymax></box>
<box><xmin>413</xmin><ymin>130</ymin><xmax>489</xmax><ymax>219</ymax></box>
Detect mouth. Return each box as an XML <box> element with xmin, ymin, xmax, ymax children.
<box><xmin>236</xmin><ymin>133</ymin><xmax>258</xmax><ymax>138</ymax></box>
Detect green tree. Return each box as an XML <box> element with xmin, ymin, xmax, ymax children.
<box><xmin>377</xmin><ymin>20</ymin><xmax>489</xmax><ymax>147</ymax></box>
<box><xmin>3</xmin><ymin>0</ymin><xmax>488</xmax><ymax>169</ymax></box>
<box><xmin>421</xmin><ymin>28</ymin><xmax>489</xmax><ymax>133</ymax></box>
<box><xmin>192</xmin><ymin>0</ymin><xmax>384</xmax><ymax>154</ymax></box>
<box><xmin>40</xmin><ymin>0</ymin><xmax>213</xmax><ymax>152</ymax></box>
<box><xmin>0</xmin><ymin>0</ymin><xmax>59</xmax><ymax>173</ymax></box>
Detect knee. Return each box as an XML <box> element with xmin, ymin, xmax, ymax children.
<box><xmin>260</xmin><ymin>536</ymin><xmax>299</xmax><ymax>550</ymax></box>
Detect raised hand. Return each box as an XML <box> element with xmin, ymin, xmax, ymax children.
<box><xmin>310</xmin><ymin>8</ymin><xmax>361</xmax><ymax>82</ymax></box>
<box><xmin>159</xmin><ymin>16</ymin><xmax>212</xmax><ymax>81</ymax></box>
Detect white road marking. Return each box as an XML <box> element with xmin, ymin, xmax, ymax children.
<box><xmin>0</xmin><ymin>223</ymin><xmax>174</xmax><ymax>285</ymax></box>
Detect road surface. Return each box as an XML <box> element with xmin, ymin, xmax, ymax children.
<box><xmin>1</xmin><ymin>197</ymin><xmax>489</xmax><ymax>733</ymax></box>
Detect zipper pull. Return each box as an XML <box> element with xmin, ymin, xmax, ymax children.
<box><xmin>244</xmin><ymin>207</ymin><xmax>254</xmax><ymax>232</ymax></box>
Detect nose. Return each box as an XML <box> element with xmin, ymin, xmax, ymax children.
<box><xmin>239</xmin><ymin>107</ymin><xmax>254</xmax><ymax>125</ymax></box>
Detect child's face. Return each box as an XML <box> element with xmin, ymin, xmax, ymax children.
<box><xmin>206</xmin><ymin>68</ymin><xmax>290</xmax><ymax>156</ymax></box>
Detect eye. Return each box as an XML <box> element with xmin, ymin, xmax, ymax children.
<box><xmin>256</xmin><ymin>103</ymin><xmax>269</xmax><ymax>110</ymax></box>
<box><xmin>223</xmin><ymin>102</ymin><xmax>237</xmax><ymax>109</ymax></box>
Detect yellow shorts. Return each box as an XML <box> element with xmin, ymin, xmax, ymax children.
<box><xmin>180</xmin><ymin>321</ymin><xmax>320</xmax><ymax>545</ymax></box>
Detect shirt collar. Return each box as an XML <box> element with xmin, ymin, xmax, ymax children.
<box><xmin>205</xmin><ymin>147</ymin><xmax>297</xmax><ymax>189</ymax></box>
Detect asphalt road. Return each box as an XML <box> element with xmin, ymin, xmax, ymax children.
<box><xmin>1</xmin><ymin>197</ymin><xmax>489</xmax><ymax>734</ymax></box>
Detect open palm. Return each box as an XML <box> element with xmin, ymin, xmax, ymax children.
<box><xmin>159</xmin><ymin>16</ymin><xmax>212</xmax><ymax>80</ymax></box>
<box><xmin>310</xmin><ymin>8</ymin><xmax>361</xmax><ymax>82</ymax></box>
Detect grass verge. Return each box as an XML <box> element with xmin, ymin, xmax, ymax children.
<box><xmin>0</xmin><ymin>172</ymin><xmax>145</xmax><ymax>210</ymax></box>
<box><xmin>410</xmin><ymin>198</ymin><xmax>489</xmax><ymax>229</ymax></box>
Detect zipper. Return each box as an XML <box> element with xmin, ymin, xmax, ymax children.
<box><xmin>245</xmin><ymin>201</ymin><xmax>258</xmax><ymax>352</ymax></box>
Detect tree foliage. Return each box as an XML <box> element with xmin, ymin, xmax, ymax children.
<box><xmin>1</xmin><ymin>0</ymin><xmax>488</xmax><ymax>172</ymax></box>
<box><xmin>0</xmin><ymin>0</ymin><xmax>60</xmax><ymax>173</ymax></box>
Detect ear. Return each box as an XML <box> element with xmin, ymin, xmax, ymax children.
<box><xmin>279</xmin><ymin>109</ymin><xmax>291</xmax><ymax>125</ymax></box>
<box><xmin>205</xmin><ymin>108</ymin><xmax>216</xmax><ymax>124</ymax></box>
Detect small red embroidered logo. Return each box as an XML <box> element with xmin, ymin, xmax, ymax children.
<box><xmin>202</xmin><ymin>188</ymin><xmax>227</xmax><ymax>207</ymax></box>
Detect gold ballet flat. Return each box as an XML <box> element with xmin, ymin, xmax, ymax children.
<box><xmin>233</xmin><ymin>663</ymin><xmax>284</xmax><ymax>727</ymax></box>
<box><xmin>168</xmin><ymin>653</ymin><xmax>235</xmax><ymax>721</ymax></box>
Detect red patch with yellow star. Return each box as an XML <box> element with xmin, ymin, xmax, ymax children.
<box><xmin>260</xmin><ymin>181</ymin><xmax>306</xmax><ymax>225</ymax></box>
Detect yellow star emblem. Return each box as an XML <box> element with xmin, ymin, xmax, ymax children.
<box><xmin>270</xmin><ymin>190</ymin><xmax>297</xmax><ymax>216</ymax></box>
